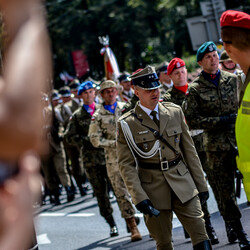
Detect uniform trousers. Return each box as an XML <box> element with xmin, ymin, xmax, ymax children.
<box><xmin>106</xmin><ymin>163</ymin><xmax>135</xmax><ymax>219</ymax></box>
<box><xmin>41</xmin><ymin>145</ymin><xmax>71</xmax><ymax>192</ymax></box>
<box><xmin>64</xmin><ymin>141</ymin><xmax>85</xmax><ymax>187</ymax></box>
<box><xmin>144</xmin><ymin>194</ymin><xmax>208</xmax><ymax>250</ymax></box>
<box><xmin>85</xmin><ymin>163</ymin><xmax>113</xmax><ymax>219</ymax></box>
<box><xmin>206</xmin><ymin>149</ymin><xmax>241</xmax><ymax>222</ymax></box>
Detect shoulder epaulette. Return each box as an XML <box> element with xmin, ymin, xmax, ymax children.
<box><xmin>161</xmin><ymin>101</ymin><xmax>180</xmax><ymax>109</ymax></box>
<box><xmin>119</xmin><ymin>109</ymin><xmax>133</xmax><ymax>121</ymax></box>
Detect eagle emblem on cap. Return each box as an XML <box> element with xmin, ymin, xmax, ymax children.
<box><xmin>176</xmin><ymin>62</ymin><xmax>181</xmax><ymax>68</ymax></box>
<box><xmin>208</xmin><ymin>45</ymin><xmax>214</xmax><ymax>51</ymax></box>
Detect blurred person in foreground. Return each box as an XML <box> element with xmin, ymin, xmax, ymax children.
<box><xmin>0</xmin><ymin>0</ymin><xmax>51</xmax><ymax>249</ymax></box>
<box><xmin>220</xmin><ymin>10</ymin><xmax>250</xmax><ymax>208</ymax></box>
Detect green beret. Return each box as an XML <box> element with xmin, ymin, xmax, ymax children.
<box><xmin>196</xmin><ymin>41</ymin><xmax>217</xmax><ymax>62</ymax></box>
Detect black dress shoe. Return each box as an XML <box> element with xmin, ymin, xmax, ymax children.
<box><xmin>226</xmin><ymin>222</ymin><xmax>238</xmax><ymax>243</ymax></box>
<box><xmin>110</xmin><ymin>226</ymin><xmax>119</xmax><ymax>237</ymax></box>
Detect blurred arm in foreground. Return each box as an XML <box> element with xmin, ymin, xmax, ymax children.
<box><xmin>0</xmin><ymin>0</ymin><xmax>52</xmax><ymax>249</ymax></box>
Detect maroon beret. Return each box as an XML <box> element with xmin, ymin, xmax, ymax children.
<box><xmin>220</xmin><ymin>10</ymin><xmax>250</xmax><ymax>29</ymax></box>
<box><xmin>167</xmin><ymin>58</ymin><xmax>185</xmax><ymax>75</ymax></box>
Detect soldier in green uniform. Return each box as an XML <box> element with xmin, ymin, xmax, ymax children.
<box><xmin>156</xmin><ymin>62</ymin><xmax>173</xmax><ymax>97</ymax></box>
<box><xmin>117</xmin><ymin>65</ymin><xmax>211</xmax><ymax>250</ymax></box>
<box><xmin>182</xmin><ymin>41</ymin><xmax>250</xmax><ymax>249</ymax></box>
<box><xmin>41</xmin><ymin>95</ymin><xmax>75</xmax><ymax>205</ymax></box>
<box><xmin>58</xmin><ymin>86</ymin><xmax>87</xmax><ymax>196</ymax></box>
<box><xmin>64</xmin><ymin>81</ymin><xmax>118</xmax><ymax>237</ymax></box>
<box><xmin>88</xmin><ymin>80</ymin><xmax>142</xmax><ymax>242</ymax></box>
<box><xmin>163</xmin><ymin>57</ymin><xmax>218</xmax><ymax>244</ymax></box>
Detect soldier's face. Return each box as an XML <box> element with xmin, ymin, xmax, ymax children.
<box><xmin>120</xmin><ymin>80</ymin><xmax>131</xmax><ymax>91</ymax></box>
<box><xmin>134</xmin><ymin>87</ymin><xmax>160</xmax><ymax>110</ymax></box>
<box><xmin>101</xmin><ymin>87</ymin><xmax>118</xmax><ymax>105</ymax></box>
<box><xmin>81</xmin><ymin>88</ymin><xmax>95</xmax><ymax>105</ymax></box>
<box><xmin>169</xmin><ymin>67</ymin><xmax>187</xmax><ymax>87</ymax></box>
<box><xmin>159</xmin><ymin>71</ymin><xmax>171</xmax><ymax>83</ymax></box>
<box><xmin>198</xmin><ymin>51</ymin><xmax>219</xmax><ymax>74</ymax></box>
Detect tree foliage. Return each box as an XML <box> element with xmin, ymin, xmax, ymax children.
<box><xmin>45</xmin><ymin>0</ymin><xmax>250</xmax><ymax>86</ymax></box>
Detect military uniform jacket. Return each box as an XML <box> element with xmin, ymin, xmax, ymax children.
<box><xmin>64</xmin><ymin>104</ymin><xmax>105</xmax><ymax>166</ymax></box>
<box><xmin>89</xmin><ymin>101</ymin><xmax>125</xmax><ymax>168</ymax></box>
<box><xmin>182</xmin><ymin>70</ymin><xmax>238</xmax><ymax>152</ymax></box>
<box><xmin>116</xmin><ymin>102</ymin><xmax>208</xmax><ymax>209</ymax></box>
<box><xmin>162</xmin><ymin>86</ymin><xmax>187</xmax><ymax>106</ymax></box>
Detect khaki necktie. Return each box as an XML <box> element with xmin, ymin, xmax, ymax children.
<box><xmin>150</xmin><ymin>110</ymin><xmax>159</xmax><ymax>127</ymax></box>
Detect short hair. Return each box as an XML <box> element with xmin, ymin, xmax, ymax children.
<box><xmin>221</xmin><ymin>27</ymin><xmax>250</xmax><ymax>51</ymax></box>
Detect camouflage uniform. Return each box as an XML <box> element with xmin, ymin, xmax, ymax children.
<box><xmin>163</xmin><ymin>86</ymin><xmax>211</xmax><ymax>226</ymax></box>
<box><xmin>64</xmin><ymin>105</ymin><xmax>113</xmax><ymax>220</ymax></box>
<box><xmin>182</xmin><ymin>70</ymin><xmax>241</xmax><ymax>223</ymax></box>
<box><xmin>89</xmin><ymin>102</ymin><xmax>136</xmax><ymax>219</ymax></box>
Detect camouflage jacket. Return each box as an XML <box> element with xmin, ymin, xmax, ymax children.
<box><xmin>89</xmin><ymin>101</ymin><xmax>125</xmax><ymax>165</ymax></box>
<box><xmin>64</xmin><ymin>104</ymin><xmax>105</xmax><ymax>166</ymax></box>
<box><xmin>162</xmin><ymin>86</ymin><xmax>187</xmax><ymax>106</ymax></box>
<box><xmin>182</xmin><ymin>70</ymin><xmax>238</xmax><ymax>152</ymax></box>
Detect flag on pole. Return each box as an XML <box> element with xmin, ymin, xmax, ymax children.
<box><xmin>99</xmin><ymin>35</ymin><xmax>120</xmax><ymax>81</ymax></box>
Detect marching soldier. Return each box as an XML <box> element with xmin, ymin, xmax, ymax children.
<box><xmin>64</xmin><ymin>81</ymin><xmax>118</xmax><ymax>237</ymax></box>
<box><xmin>88</xmin><ymin>80</ymin><xmax>142</xmax><ymax>242</ymax></box>
<box><xmin>116</xmin><ymin>65</ymin><xmax>211</xmax><ymax>250</ymax></box>
<box><xmin>118</xmin><ymin>72</ymin><xmax>134</xmax><ymax>102</ymax></box>
<box><xmin>162</xmin><ymin>57</ymin><xmax>219</xmax><ymax>245</ymax></box>
<box><xmin>156</xmin><ymin>62</ymin><xmax>173</xmax><ymax>97</ymax></box>
<box><xmin>41</xmin><ymin>94</ymin><xmax>75</xmax><ymax>205</ymax></box>
<box><xmin>182</xmin><ymin>41</ymin><xmax>250</xmax><ymax>249</ymax></box>
<box><xmin>58</xmin><ymin>86</ymin><xmax>87</xmax><ymax>196</ymax></box>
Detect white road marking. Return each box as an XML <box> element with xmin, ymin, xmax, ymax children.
<box><xmin>38</xmin><ymin>212</ymin><xmax>95</xmax><ymax>217</ymax></box>
<box><xmin>68</xmin><ymin>213</ymin><xmax>95</xmax><ymax>217</ymax></box>
<box><xmin>37</xmin><ymin>234</ymin><xmax>51</xmax><ymax>245</ymax></box>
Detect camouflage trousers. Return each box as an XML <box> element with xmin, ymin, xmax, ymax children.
<box><xmin>106</xmin><ymin>162</ymin><xmax>135</xmax><ymax>219</ymax></box>
<box><xmin>205</xmin><ymin>149</ymin><xmax>241</xmax><ymax>222</ymax></box>
<box><xmin>192</xmin><ymin>134</ymin><xmax>210</xmax><ymax>219</ymax></box>
<box><xmin>85</xmin><ymin>164</ymin><xmax>113</xmax><ymax>220</ymax></box>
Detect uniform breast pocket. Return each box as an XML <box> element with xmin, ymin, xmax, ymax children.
<box><xmin>166</xmin><ymin>126</ymin><xmax>182</xmax><ymax>146</ymax></box>
<box><xmin>134</xmin><ymin>133</ymin><xmax>155</xmax><ymax>151</ymax></box>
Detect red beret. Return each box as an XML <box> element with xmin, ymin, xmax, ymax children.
<box><xmin>167</xmin><ymin>58</ymin><xmax>185</xmax><ymax>75</ymax></box>
<box><xmin>220</xmin><ymin>10</ymin><xmax>250</xmax><ymax>29</ymax></box>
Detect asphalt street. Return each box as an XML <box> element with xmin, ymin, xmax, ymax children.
<box><xmin>35</xmin><ymin>183</ymin><xmax>249</xmax><ymax>250</ymax></box>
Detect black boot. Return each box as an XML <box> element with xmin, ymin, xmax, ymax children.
<box><xmin>193</xmin><ymin>240</ymin><xmax>212</xmax><ymax>250</ymax></box>
<box><xmin>225</xmin><ymin>222</ymin><xmax>238</xmax><ymax>243</ymax></box>
<box><xmin>127</xmin><ymin>216</ymin><xmax>140</xmax><ymax>233</ymax></box>
<box><xmin>232</xmin><ymin>220</ymin><xmax>250</xmax><ymax>250</ymax></box>
<box><xmin>52</xmin><ymin>190</ymin><xmax>61</xmax><ymax>206</ymax></box>
<box><xmin>106</xmin><ymin>215</ymin><xmax>119</xmax><ymax>237</ymax></box>
<box><xmin>65</xmin><ymin>185</ymin><xmax>75</xmax><ymax>202</ymax></box>
<box><xmin>205</xmin><ymin>218</ymin><xmax>219</xmax><ymax>245</ymax></box>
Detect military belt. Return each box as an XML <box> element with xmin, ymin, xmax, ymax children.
<box><xmin>139</xmin><ymin>155</ymin><xmax>182</xmax><ymax>171</ymax></box>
